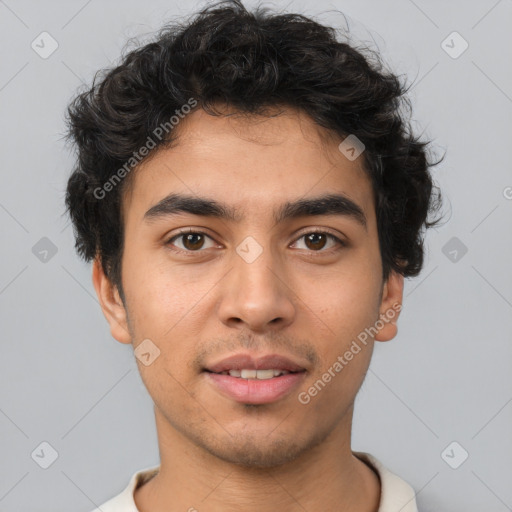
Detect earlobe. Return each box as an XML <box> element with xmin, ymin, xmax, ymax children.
<box><xmin>375</xmin><ymin>270</ymin><xmax>404</xmax><ymax>342</ymax></box>
<box><xmin>91</xmin><ymin>258</ymin><xmax>132</xmax><ymax>344</ymax></box>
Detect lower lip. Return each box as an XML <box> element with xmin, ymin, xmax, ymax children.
<box><xmin>205</xmin><ymin>371</ymin><xmax>306</xmax><ymax>404</ymax></box>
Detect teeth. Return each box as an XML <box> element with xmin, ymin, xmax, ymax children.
<box><xmin>241</xmin><ymin>369</ymin><xmax>257</xmax><ymax>379</ymax></box>
<box><xmin>222</xmin><ymin>369</ymin><xmax>291</xmax><ymax>379</ymax></box>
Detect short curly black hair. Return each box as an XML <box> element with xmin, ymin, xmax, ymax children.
<box><xmin>64</xmin><ymin>0</ymin><xmax>443</xmax><ymax>303</ymax></box>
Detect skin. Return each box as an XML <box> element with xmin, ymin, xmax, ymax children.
<box><xmin>92</xmin><ymin>105</ymin><xmax>404</xmax><ymax>512</ymax></box>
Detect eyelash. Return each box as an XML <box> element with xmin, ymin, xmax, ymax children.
<box><xmin>165</xmin><ymin>228</ymin><xmax>346</xmax><ymax>256</ymax></box>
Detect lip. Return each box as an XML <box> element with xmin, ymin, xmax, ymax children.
<box><xmin>205</xmin><ymin>371</ymin><xmax>307</xmax><ymax>404</ymax></box>
<box><xmin>204</xmin><ymin>353</ymin><xmax>308</xmax><ymax>373</ymax></box>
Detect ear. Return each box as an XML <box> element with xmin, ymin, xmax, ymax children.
<box><xmin>92</xmin><ymin>257</ymin><xmax>132</xmax><ymax>344</ymax></box>
<box><xmin>374</xmin><ymin>270</ymin><xmax>404</xmax><ymax>342</ymax></box>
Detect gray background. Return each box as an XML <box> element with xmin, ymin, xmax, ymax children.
<box><xmin>1</xmin><ymin>0</ymin><xmax>511</xmax><ymax>510</ymax></box>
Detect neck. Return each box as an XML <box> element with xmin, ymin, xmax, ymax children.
<box><xmin>134</xmin><ymin>405</ymin><xmax>381</xmax><ymax>512</ymax></box>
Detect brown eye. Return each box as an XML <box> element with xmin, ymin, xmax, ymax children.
<box><xmin>166</xmin><ymin>231</ymin><xmax>216</xmax><ymax>253</ymax></box>
<box><xmin>292</xmin><ymin>231</ymin><xmax>344</xmax><ymax>252</ymax></box>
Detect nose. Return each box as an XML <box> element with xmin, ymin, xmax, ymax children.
<box><xmin>217</xmin><ymin>242</ymin><xmax>296</xmax><ymax>333</ymax></box>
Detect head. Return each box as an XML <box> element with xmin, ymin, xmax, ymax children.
<box><xmin>64</xmin><ymin>0</ymin><xmax>443</xmax><ymax>468</ymax></box>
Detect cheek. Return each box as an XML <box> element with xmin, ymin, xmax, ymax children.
<box><xmin>301</xmin><ymin>262</ymin><xmax>381</xmax><ymax>338</ymax></box>
<box><xmin>294</xmin><ymin>259</ymin><xmax>381</xmax><ymax>394</ymax></box>
<box><xmin>122</xmin><ymin>247</ymin><xmax>194</xmax><ymax>333</ymax></box>
<box><xmin>122</xmin><ymin>255</ymin><xmax>207</xmax><ymax>377</ymax></box>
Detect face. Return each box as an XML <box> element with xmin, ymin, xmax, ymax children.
<box><xmin>93</xmin><ymin>106</ymin><xmax>403</xmax><ymax>468</ymax></box>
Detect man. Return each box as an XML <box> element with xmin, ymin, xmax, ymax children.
<box><xmin>65</xmin><ymin>1</ymin><xmax>443</xmax><ymax>510</ymax></box>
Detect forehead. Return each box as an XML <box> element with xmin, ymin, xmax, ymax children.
<box><xmin>121</xmin><ymin>106</ymin><xmax>374</xmax><ymax>224</ymax></box>
<box><xmin>157</xmin><ymin>106</ymin><xmax>359</xmax><ymax>167</ymax></box>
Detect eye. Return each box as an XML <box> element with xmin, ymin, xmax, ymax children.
<box><xmin>291</xmin><ymin>230</ymin><xmax>345</xmax><ymax>253</ymax></box>
<box><xmin>166</xmin><ymin>230</ymin><xmax>217</xmax><ymax>253</ymax></box>
<box><xmin>165</xmin><ymin>229</ymin><xmax>346</xmax><ymax>255</ymax></box>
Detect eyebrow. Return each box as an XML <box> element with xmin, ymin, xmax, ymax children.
<box><xmin>143</xmin><ymin>192</ymin><xmax>367</xmax><ymax>229</ymax></box>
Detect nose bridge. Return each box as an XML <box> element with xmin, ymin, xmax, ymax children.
<box><xmin>234</xmin><ymin>232</ymin><xmax>284</xmax><ymax>295</ymax></box>
<box><xmin>217</xmin><ymin>233</ymin><xmax>295</xmax><ymax>330</ymax></box>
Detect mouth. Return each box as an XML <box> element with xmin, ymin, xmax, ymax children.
<box><xmin>203</xmin><ymin>353</ymin><xmax>308</xmax><ymax>404</ymax></box>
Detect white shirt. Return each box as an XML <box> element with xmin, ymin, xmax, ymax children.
<box><xmin>91</xmin><ymin>451</ymin><xmax>418</xmax><ymax>512</ymax></box>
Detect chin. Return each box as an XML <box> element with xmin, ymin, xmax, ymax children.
<box><xmin>195</xmin><ymin>426</ymin><xmax>328</xmax><ymax>469</ymax></box>
<box><xmin>207</xmin><ymin>438</ymin><xmax>305</xmax><ymax>468</ymax></box>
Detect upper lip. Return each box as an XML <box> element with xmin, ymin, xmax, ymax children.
<box><xmin>204</xmin><ymin>353</ymin><xmax>308</xmax><ymax>373</ymax></box>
